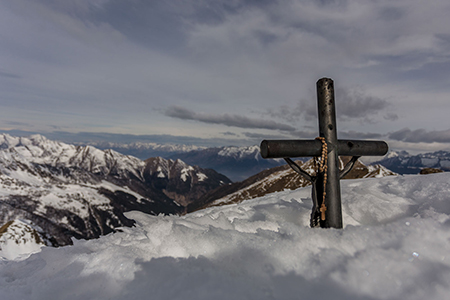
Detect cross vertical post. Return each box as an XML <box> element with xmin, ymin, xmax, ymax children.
<box><xmin>317</xmin><ymin>78</ymin><xmax>342</xmax><ymax>228</ymax></box>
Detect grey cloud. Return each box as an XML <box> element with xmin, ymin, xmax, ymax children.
<box><xmin>48</xmin><ymin>125</ymin><xmax>67</xmax><ymax>130</ymax></box>
<box><xmin>338</xmin><ymin>130</ymin><xmax>384</xmax><ymax>140</ymax></box>
<box><xmin>61</xmin><ymin>0</ymin><xmax>274</xmax><ymax>53</ymax></box>
<box><xmin>264</xmin><ymin>129</ymin><xmax>384</xmax><ymax>140</ymax></box>
<box><xmin>260</xmin><ymin>128</ymin><xmax>385</xmax><ymax>140</ymax></box>
<box><xmin>34</xmin><ymin>0</ymin><xmax>100</xmax><ymax>15</ymax></box>
<box><xmin>243</xmin><ymin>129</ymin><xmax>377</xmax><ymax>141</ymax></box>
<box><xmin>389</xmin><ymin>128</ymin><xmax>450</xmax><ymax>143</ymax></box>
<box><xmin>253</xmin><ymin>29</ymin><xmax>279</xmax><ymax>46</ymax></box>
<box><xmin>436</xmin><ymin>34</ymin><xmax>450</xmax><ymax>50</ymax></box>
<box><xmin>5</xmin><ymin>121</ymin><xmax>31</xmax><ymax>126</ymax></box>
<box><xmin>265</xmin><ymin>101</ymin><xmax>316</xmax><ymax>124</ymax></box>
<box><xmin>242</xmin><ymin>132</ymin><xmax>287</xmax><ymax>140</ymax></box>
<box><xmin>266</xmin><ymin>87</ymin><xmax>396</xmax><ymax>125</ymax></box>
<box><xmin>15</xmin><ymin>0</ymin><xmax>189</xmax><ymax>53</ymax></box>
<box><xmin>290</xmin><ymin>130</ymin><xmax>317</xmax><ymax>139</ymax></box>
<box><xmin>165</xmin><ymin>106</ymin><xmax>296</xmax><ymax>131</ymax></box>
<box><xmin>384</xmin><ymin>113</ymin><xmax>399</xmax><ymax>121</ymax></box>
<box><xmin>378</xmin><ymin>6</ymin><xmax>406</xmax><ymax>22</ymax></box>
<box><xmin>0</xmin><ymin>70</ymin><xmax>22</xmax><ymax>79</ymax></box>
<box><xmin>190</xmin><ymin>0</ymin><xmax>273</xmax><ymax>24</ymax></box>
<box><xmin>221</xmin><ymin>131</ymin><xmax>238</xmax><ymax>136</ymax></box>
<box><xmin>96</xmin><ymin>1</ymin><xmax>188</xmax><ymax>51</ymax></box>
<box><xmin>335</xmin><ymin>88</ymin><xmax>394</xmax><ymax>121</ymax></box>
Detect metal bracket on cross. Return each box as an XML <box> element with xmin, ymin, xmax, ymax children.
<box><xmin>260</xmin><ymin>78</ymin><xmax>388</xmax><ymax>229</ymax></box>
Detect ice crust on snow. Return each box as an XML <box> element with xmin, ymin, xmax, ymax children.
<box><xmin>2</xmin><ymin>173</ymin><xmax>450</xmax><ymax>299</ymax></box>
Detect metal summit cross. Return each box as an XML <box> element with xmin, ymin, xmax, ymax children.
<box><xmin>260</xmin><ymin>78</ymin><xmax>388</xmax><ymax>229</ymax></box>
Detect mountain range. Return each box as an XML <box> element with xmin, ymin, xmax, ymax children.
<box><xmin>0</xmin><ymin>134</ymin><xmax>230</xmax><ymax>248</ymax></box>
<box><xmin>84</xmin><ymin>140</ymin><xmax>207</xmax><ymax>160</ymax></box>
<box><xmin>89</xmin><ymin>142</ymin><xmax>289</xmax><ymax>181</ymax></box>
<box><xmin>373</xmin><ymin>150</ymin><xmax>450</xmax><ymax>174</ymax></box>
<box><xmin>89</xmin><ymin>141</ymin><xmax>450</xmax><ymax>181</ymax></box>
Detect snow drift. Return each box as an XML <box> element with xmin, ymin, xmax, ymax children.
<box><xmin>1</xmin><ymin>173</ymin><xmax>450</xmax><ymax>300</ymax></box>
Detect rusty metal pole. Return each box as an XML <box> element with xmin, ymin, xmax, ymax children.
<box><xmin>317</xmin><ymin>78</ymin><xmax>342</xmax><ymax>228</ymax></box>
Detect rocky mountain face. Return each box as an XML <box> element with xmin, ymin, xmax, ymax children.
<box><xmin>0</xmin><ymin>134</ymin><xmax>230</xmax><ymax>248</ymax></box>
<box><xmin>143</xmin><ymin>157</ymin><xmax>231</xmax><ymax>207</ymax></box>
<box><xmin>374</xmin><ymin>150</ymin><xmax>450</xmax><ymax>174</ymax></box>
<box><xmin>188</xmin><ymin>157</ymin><xmax>397</xmax><ymax>212</ymax></box>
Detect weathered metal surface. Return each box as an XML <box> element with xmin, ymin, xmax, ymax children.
<box><xmin>317</xmin><ymin>78</ymin><xmax>342</xmax><ymax>228</ymax></box>
<box><xmin>338</xmin><ymin>140</ymin><xmax>388</xmax><ymax>156</ymax></box>
<box><xmin>260</xmin><ymin>139</ymin><xmax>323</xmax><ymax>158</ymax></box>
<box><xmin>260</xmin><ymin>140</ymin><xmax>388</xmax><ymax>158</ymax></box>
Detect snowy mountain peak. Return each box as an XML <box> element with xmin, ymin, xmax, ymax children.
<box><xmin>174</xmin><ymin>158</ymin><xmax>189</xmax><ymax>167</ymax></box>
<box><xmin>365</xmin><ymin>164</ymin><xmax>397</xmax><ymax>178</ymax></box>
<box><xmin>385</xmin><ymin>150</ymin><xmax>410</xmax><ymax>159</ymax></box>
<box><xmin>144</xmin><ymin>156</ymin><xmax>228</xmax><ymax>191</ymax></box>
<box><xmin>0</xmin><ymin>134</ymin><xmax>146</xmax><ymax>181</ymax></box>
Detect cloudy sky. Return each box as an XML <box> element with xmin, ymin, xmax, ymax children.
<box><xmin>1</xmin><ymin>0</ymin><xmax>450</xmax><ymax>152</ymax></box>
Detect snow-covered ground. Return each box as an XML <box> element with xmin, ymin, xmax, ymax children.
<box><xmin>1</xmin><ymin>173</ymin><xmax>450</xmax><ymax>299</ymax></box>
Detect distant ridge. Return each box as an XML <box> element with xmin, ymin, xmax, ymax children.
<box><xmin>87</xmin><ymin>142</ymin><xmax>287</xmax><ymax>181</ymax></box>
<box><xmin>171</xmin><ymin>145</ymin><xmax>288</xmax><ymax>181</ymax></box>
<box><xmin>85</xmin><ymin>141</ymin><xmax>207</xmax><ymax>160</ymax></box>
<box><xmin>374</xmin><ymin>150</ymin><xmax>450</xmax><ymax>174</ymax></box>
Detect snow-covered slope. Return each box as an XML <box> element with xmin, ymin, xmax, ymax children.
<box><xmin>1</xmin><ymin>173</ymin><xmax>450</xmax><ymax>299</ymax></box>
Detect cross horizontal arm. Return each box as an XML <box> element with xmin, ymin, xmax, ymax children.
<box><xmin>260</xmin><ymin>139</ymin><xmax>388</xmax><ymax>159</ymax></box>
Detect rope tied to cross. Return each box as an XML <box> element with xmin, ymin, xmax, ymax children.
<box><xmin>315</xmin><ymin>137</ymin><xmax>328</xmax><ymax>221</ymax></box>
